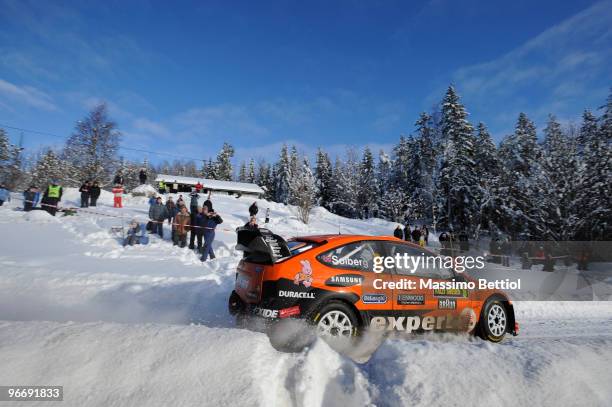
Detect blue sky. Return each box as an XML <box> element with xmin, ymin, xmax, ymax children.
<box><xmin>0</xmin><ymin>0</ymin><xmax>611</xmax><ymax>165</ymax></box>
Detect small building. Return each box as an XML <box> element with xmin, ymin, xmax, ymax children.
<box><xmin>154</xmin><ymin>174</ymin><xmax>264</xmax><ymax>198</ymax></box>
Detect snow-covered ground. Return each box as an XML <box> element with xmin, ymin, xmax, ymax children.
<box><xmin>0</xmin><ymin>189</ymin><xmax>611</xmax><ymax>406</ymax></box>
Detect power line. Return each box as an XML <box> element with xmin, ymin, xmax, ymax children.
<box><xmin>0</xmin><ymin>123</ymin><xmax>208</xmax><ymax>162</ymax></box>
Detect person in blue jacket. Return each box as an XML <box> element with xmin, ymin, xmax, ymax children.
<box><xmin>23</xmin><ymin>185</ymin><xmax>40</xmax><ymax>211</ymax></box>
<box><xmin>200</xmin><ymin>205</ymin><xmax>223</xmax><ymax>262</ymax></box>
<box><xmin>0</xmin><ymin>184</ymin><xmax>10</xmax><ymax>206</ymax></box>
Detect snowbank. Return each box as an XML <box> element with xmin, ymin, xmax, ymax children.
<box><xmin>0</xmin><ymin>189</ymin><xmax>611</xmax><ymax>406</ymax></box>
<box><xmin>130</xmin><ymin>184</ymin><xmax>157</xmax><ymax>197</ymax></box>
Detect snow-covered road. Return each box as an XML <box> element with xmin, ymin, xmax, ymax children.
<box><xmin>0</xmin><ymin>189</ymin><xmax>610</xmax><ymax>406</ymax></box>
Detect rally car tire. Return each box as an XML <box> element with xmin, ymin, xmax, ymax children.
<box><xmin>312</xmin><ymin>300</ymin><xmax>360</xmax><ymax>339</ymax></box>
<box><xmin>477</xmin><ymin>298</ymin><xmax>508</xmax><ymax>342</ymax></box>
<box><xmin>228</xmin><ymin>290</ymin><xmax>244</xmax><ymax>316</ymax></box>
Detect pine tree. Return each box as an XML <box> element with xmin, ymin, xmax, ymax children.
<box><xmin>357</xmin><ymin>147</ymin><xmax>378</xmax><ymax>218</ymax></box>
<box><xmin>63</xmin><ymin>103</ymin><xmax>121</xmax><ymax>186</ymax></box>
<box><xmin>0</xmin><ymin>129</ymin><xmax>11</xmax><ymax>181</ymax></box>
<box><xmin>436</xmin><ymin>86</ymin><xmax>478</xmax><ymax>233</ymax></box>
<box><xmin>542</xmin><ymin>115</ymin><xmax>577</xmax><ymax>239</ymax></box>
<box><xmin>238</xmin><ymin>161</ymin><xmax>247</xmax><ymax>182</ymax></box>
<box><xmin>497</xmin><ymin>113</ymin><xmax>550</xmax><ymax>239</ymax></box>
<box><xmin>30</xmin><ymin>149</ymin><xmax>66</xmax><ymax>188</ymax></box>
<box><xmin>473</xmin><ymin>122</ymin><xmax>502</xmax><ymax>236</ymax></box>
<box><xmin>215</xmin><ymin>143</ymin><xmax>234</xmax><ymax>181</ymax></box>
<box><xmin>573</xmin><ymin>97</ymin><xmax>612</xmax><ymax>240</ymax></box>
<box><xmin>290</xmin><ymin>156</ymin><xmax>316</xmax><ymax>223</ymax></box>
<box><xmin>247</xmin><ymin>159</ymin><xmax>256</xmax><ymax>183</ymax></box>
<box><xmin>314</xmin><ymin>148</ymin><xmax>333</xmax><ymax>210</ymax></box>
<box><xmin>274</xmin><ymin>144</ymin><xmax>291</xmax><ymax>204</ymax></box>
<box><xmin>257</xmin><ymin>161</ymin><xmax>274</xmax><ymax>200</ymax></box>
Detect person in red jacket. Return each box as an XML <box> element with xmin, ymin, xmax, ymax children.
<box><xmin>195</xmin><ymin>182</ymin><xmax>203</xmax><ymax>193</ymax></box>
<box><xmin>112</xmin><ymin>184</ymin><xmax>124</xmax><ymax>208</ymax></box>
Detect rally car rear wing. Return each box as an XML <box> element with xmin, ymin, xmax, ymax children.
<box><xmin>236</xmin><ymin>227</ymin><xmax>291</xmax><ymax>264</ymax></box>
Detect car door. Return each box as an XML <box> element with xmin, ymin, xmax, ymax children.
<box><xmin>316</xmin><ymin>240</ymin><xmax>392</xmax><ymax>313</ymax></box>
<box><xmin>384</xmin><ymin>242</ymin><xmax>470</xmax><ymax>332</ymax></box>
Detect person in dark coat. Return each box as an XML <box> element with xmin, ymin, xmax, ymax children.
<box><xmin>393</xmin><ymin>225</ymin><xmax>403</xmax><ymax>239</ymax></box>
<box><xmin>411</xmin><ymin>227</ymin><xmax>421</xmax><ymax>243</ymax></box>
<box><xmin>191</xmin><ymin>207</ymin><xmax>205</xmax><ymax>252</ymax></box>
<box><xmin>203</xmin><ymin>190</ymin><xmax>213</xmax><ymax>212</ymax></box>
<box><xmin>79</xmin><ymin>181</ymin><xmax>91</xmax><ymax>208</ymax></box>
<box><xmin>404</xmin><ymin>224</ymin><xmax>411</xmax><ymax>241</ymax></box>
<box><xmin>113</xmin><ymin>173</ymin><xmax>124</xmax><ymax>186</ymax></box>
<box><xmin>148</xmin><ymin>196</ymin><xmax>168</xmax><ymax>238</ymax></box>
<box><xmin>188</xmin><ymin>189</ymin><xmax>200</xmax><ymax>249</ymax></box>
<box><xmin>23</xmin><ymin>186</ymin><xmax>40</xmax><ymax>211</ymax></box>
<box><xmin>41</xmin><ymin>181</ymin><xmax>62</xmax><ymax>216</ymax></box>
<box><xmin>89</xmin><ymin>181</ymin><xmax>101</xmax><ymax>206</ymax></box>
<box><xmin>139</xmin><ymin>169</ymin><xmax>147</xmax><ymax>185</ymax></box>
<box><xmin>265</xmin><ymin>208</ymin><xmax>270</xmax><ymax>224</ymax></box>
<box><xmin>249</xmin><ymin>202</ymin><xmax>258</xmax><ymax>217</ymax></box>
<box><xmin>422</xmin><ymin>225</ymin><xmax>429</xmax><ymax>244</ymax></box>
<box><xmin>439</xmin><ymin>231</ymin><xmax>450</xmax><ymax>256</ymax></box>
<box><xmin>244</xmin><ymin>215</ymin><xmax>259</xmax><ymax>230</ymax></box>
<box><xmin>458</xmin><ymin>231</ymin><xmax>469</xmax><ymax>252</ymax></box>
<box><xmin>200</xmin><ymin>206</ymin><xmax>223</xmax><ymax>262</ymax></box>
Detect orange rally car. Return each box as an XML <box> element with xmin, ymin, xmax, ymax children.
<box><xmin>229</xmin><ymin>229</ymin><xmax>518</xmax><ymax>342</ymax></box>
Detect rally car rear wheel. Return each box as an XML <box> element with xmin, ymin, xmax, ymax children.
<box><xmin>478</xmin><ymin>299</ymin><xmax>508</xmax><ymax>342</ymax></box>
<box><xmin>313</xmin><ymin>301</ymin><xmax>359</xmax><ymax>338</ymax></box>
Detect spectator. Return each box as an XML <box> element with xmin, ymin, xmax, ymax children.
<box><xmin>265</xmin><ymin>207</ymin><xmax>270</xmax><ymax>224</ymax></box>
<box><xmin>188</xmin><ymin>189</ymin><xmax>200</xmax><ymax>249</ymax></box>
<box><xmin>249</xmin><ymin>202</ymin><xmax>258</xmax><ymax>216</ymax></box>
<box><xmin>90</xmin><ymin>181</ymin><xmax>101</xmax><ymax>206</ymax></box>
<box><xmin>244</xmin><ymin>215</ymin><xmax>259</xmax><ymax>230</ymax></box>
<box><xmin>195</xmin><ymin>182</ymin><xmax>203</xmax><ymax>193</ymax></box>
<box><xmin>41</xmin><ymin>180</ymin><xmax>62</xmax><ymax>216</ymax></box>
<box><xmin>165</xmin><ymin>197</ymin><xmax>177</xmax><ymax>225</ymax></box>
<box><xmin>112</xmin><ymin>184</ymin><xmax>124</xmax><ymax>208</ymax></box>
<box><xmin>158</xmin><ymin>180</ymin><xmax>166</xmax><ymax>194</ymax></box>
<box><xmin>404</xmin><ymin>223</ymin><xmax>411</xmax><ymax>241</ymax></box>
<box><xmin>393</xmin><ymin>225</ymin><xmax>403</xmax><ymax>239</ymax></box>
<box><xmin>203</xmin><ymin>190</ymin><xmax>213</xmax><ymax>212</ymax></box>
<box><xmin>191</xmin><ymin>207</ymin><xmax>205</xmax><ymax>252</ymax></box>
<box><xmin>458</xmin><ymin>231</ymin><xmax>469</xmax><ymax>252</ymax></box>
<box><xmin>411</xmin><ymin>227</ymin><xmax>421</xmax><ymax>244</ymax></box>
<box><xmin>422</xmin><ymin>225</ymin><xmax>429</xmax><ymax>244</ymax></box>
<box><xmin>113</xmin><ymin>172</ymin><xmax>124</xmax><ymax>186</ymax></box>
<box><xmin>124</xmin><ymin>219</ymin><xmax>141</xmax><ymax>246</ymax></box>
<box><xmin>79</xmin><ymin>180</ymin><xmax>91</xmax><ymax>208</ymax></box>
<box><xmin>177</xmin><ymin>194</ymin><xmax>184</xmax><ymax>206</ymax></box>
<box><xmin>201</xmin><ymin>206</ymin><xmax>223</xmax><ymax>262</ymax></box>
<box><xmin>148</xmin><ymin>196</ymin><xmax>168</xmax><ymax>238</ymax></box>
<box><xmin>0</xmin><ymin>184</ymin><xmax>10</xmax><ymax>206</ymax></box>
<box><xmin>173</xmin><ymin>206</ymin><xmax>191</xmax><ymax>247</ymax></box>
<box><xmin>23</xmin><ymin>186</ymin><xmax>40</xmax><ymax>211</ymax></box>
<box><xmin>139</xmin><ymin>168</ymin><xmax>147</xmax><ymax>185</ymax></box>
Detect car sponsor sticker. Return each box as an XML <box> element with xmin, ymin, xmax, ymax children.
<box><xmin>278</xmin><ymin>290</ymin><xmax>315</xmax><ymax>299</ymax></box>
<box><xmin>279</xmin><ymin>305</ymin><xmax>301</xmax><ymax>318</ymax></box>
<box><xmin>438</xmin><ymin>298</ymin><xmax>457</xmax><ymax>310</ymax></box>
<box><xmin>397</xmin><ymin>294</ymin><xmax>425</xmax><ymax>305</ymax></box>
<box><xmin>362</xmin><ymin>293</ymin><xmax>387</xmax><ymax>304</ymax></box>
<box><xmin>325</xmin><ymin>274</ymin><xmax>364</xmax><ymax>287</ymax></box>
<box><xmin>253</xmin><ymin>307</ymin><xmax>278</xmax><ymax>318</ymax></box>
<box><xmin>433</xmin><ymin>288</ymin><xmax>469</xmax><ymax>298</ymax></box>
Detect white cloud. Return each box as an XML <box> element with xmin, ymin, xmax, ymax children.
<box><xmin>0</xmin><ymin>78</ymin><xmax>57</xmax><ymax>111</ymax></box>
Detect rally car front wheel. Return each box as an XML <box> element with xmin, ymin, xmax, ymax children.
<box><xmin>313</xmin><ymin>301</ymin><xmax>359</xmax><ymax>339</ymax></box>
<box><xmin>477</xmin><ymin>299</ymin><xmax>508</xmax><ymax>342</ymax></box>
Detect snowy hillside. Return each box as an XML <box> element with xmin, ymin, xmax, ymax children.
<box><xmin>0</xmin><ymin>189</ymin><xmax>611</xmax><ymax>406</ymax></box>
